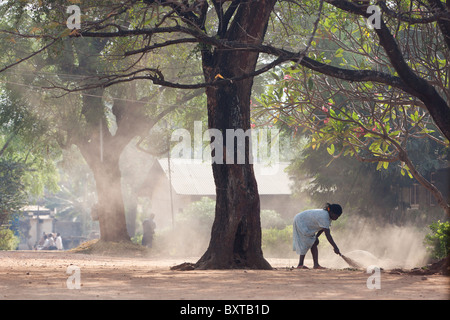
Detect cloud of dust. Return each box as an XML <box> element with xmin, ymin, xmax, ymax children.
<box><xmin>152</xmin><ymin>219</ymin><xmax>212</xmax><ymax>259</ymax></box>
<box><xmin>324</xmin><ymin>215</ymin><xmax>431</xmax><ymax>269</ymax></box>
<box><xmin>118</xmin><ymin>139</ymin><xmax>432</xmax><ymax>269</ymax></box>
<box><xmin>258</xmin><ymin>213</ymin><xmax>433</xmax><ymax>270</ymax></box>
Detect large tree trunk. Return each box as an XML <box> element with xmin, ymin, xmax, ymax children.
<box><xmin>94</xmin><ymin>159</ymin><xmax>130</xmax><ymax>242</ymax></box>
<box><xmin>77</xmin><ymin>91</ymin><xmax>131</xmax><ymax>243</ymax></box>
<box><xmin>78</xmin><ymin>127</ymin><xmax>131</xmax><ymax>242</ymax></box>
<box><xmin>75</xmin><ymin>83</ymin><xmax>173</xmax><ymax>242</ymax></box>
<box><xmin>195</xmin><ymin>0</ymin><xmax>276</xmax><ymax>269</ymax></box>
<box><xmin>125</xmin><ymin>194</ymin><xmax>138</xmax><ymax>238</ymax></box>
<box><xmin>195</xmin><ymin>81</ymin><xmax>271</xmax><ymax>269</ymax></box>
<box><xmin>91</xmin><ymin>155</ymin><xmax>130</xmax><ymax>242</ymax></box>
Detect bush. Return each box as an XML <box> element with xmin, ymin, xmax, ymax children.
<box><xmin>262</xmin><ymin>225</ymin><xmax>293</xmax><ymax>257</ymax></box>
<box><xmin>261</xmin><ymin>210</ymin><xmax>287</xmax><ymax>229</ymax></box>
<box><xmin>131</xmin><ymin>233</ymin><xmax>143</xmax><ymax>245</ymax></box>
<box><xmin>0</xmin><ymin>228</ymin><xmax>19</xmax><ymax>250</ymax></box>
<box><xmin>176</xmin><ymin>197</ymin><xmax>215</xmax><ymax>232</ymax></box>
<box><xmin>424</xmin><ymin>220</ymin><xmax>450</xmax><ymax>260</ymax></box>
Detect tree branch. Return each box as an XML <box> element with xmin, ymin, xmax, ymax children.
<box><xmin>426</xmin><ymin>0</ymin><xmax>450</xmax><ymax>50</ymax></box>
<box><xmin>377</xmin><ymin>1</ymin><xmax>450</xmax><ymax>25</ymax></box>
<box><xmin>0</xmin><ymin>38</ymin><xmax>58</xmax><ymax>74</ymax></box>
<box><xmin>124</xmin><ymin>38</ymin><xmax>198</xmax><ymax>56</ymax></box>
<box><xmin>324</xmin><ymin>0</ymin><xmax>450</xmax><ymax>141</ymax></box>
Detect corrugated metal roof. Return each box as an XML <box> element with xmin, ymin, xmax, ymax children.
<box><xmin>21</xmin><ymin>206</ymin><xmax>51</xmax><ymax>212</ymax></box>
<box><xmin>158</xmin><ymin>159</ymin><xmax>292</xmax><ymax>195</ymax></box>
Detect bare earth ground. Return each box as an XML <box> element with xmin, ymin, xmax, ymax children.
<box><xmin>0</xmin><ymin>251</ymin><xmax>448</xmax><ymax>300</ymax></box>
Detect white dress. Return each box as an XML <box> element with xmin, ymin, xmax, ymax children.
<box><xmin>55</xmin><ymin>236</ymin><xmax>64</xmax><ymax>250</ymax></box>
<box><xmin>293</xmin><ymin>209</ymin><xmax>331</xmax><ymax>255</ymax></box>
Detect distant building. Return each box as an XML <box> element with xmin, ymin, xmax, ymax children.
<box><xmin>17</xmin><ymin>206</ymin><xmax>54</xmax><ymax>250</ymax></box>
<box><xmin>137</xmin><ymin>159</ymin><xmax>304</xmax><ymax>228</ymax></box>
<box><xmin>17</xmin><ymin>205</ymin><xmax>83</xmax><ymax>250</ymax></box>
<box><xmin>399</xmin><ymin>167</ymin><xmax>449</xmax><ymax>212</ymax></box>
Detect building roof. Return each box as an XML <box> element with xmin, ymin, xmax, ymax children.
<box><xmin>21</xmin><ymin>205</ymin><xmax>51</xmax><ymax>213</ymax></box>
<box><xmin>156</xmin><ymin>158</ymin><xmax>293</xmax><ymax>196</ymax></box>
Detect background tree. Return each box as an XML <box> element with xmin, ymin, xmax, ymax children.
<box><xmin>0</xmin><ymin>85</ymin><xmax>60</xmax><ymax>227</ymax></box>
<box><xmin>0</xmin><ymin>2</ymin><xmax>186</xmax><ymax>242</ymax></box>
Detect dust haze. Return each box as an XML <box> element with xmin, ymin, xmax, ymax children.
<box><xmin>5</xmin><ymin>79</ymin><xmax>435</xmax><ymax>271</ymax></box>
<box><xmin>328</xmin><ymin>215</ymin><xmax>430</xmax><ymax>269</ymax></box>
<box><xmin>258</xmin><ymin>214</ymin><xmax>432</xmax><ymax>270</ymax></box>
<box><xmin>119</xmin><ymin>144</ymin><xmax>433</xmax><ymax>269</ymax></box>
<box><xmin>147</xmin><ymin>207</ymin><xmax>432</xmax><ymax>270</ymax></box>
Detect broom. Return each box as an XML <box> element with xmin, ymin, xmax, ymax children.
<box><xmin>339</xmin><ymin>253</ymin><xmax>363</xmax><ymax>269</ymax></box>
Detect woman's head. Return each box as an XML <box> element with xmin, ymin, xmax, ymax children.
<box><xmin>324</xmin><ymin>203</ymin><xmax>343</xmax><ymax>220</ymax></box>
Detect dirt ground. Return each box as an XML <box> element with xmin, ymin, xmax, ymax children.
<box><xmin>0</xmin><ymin>251</ymin><xmax>448</xmax><ymax>300</ymax></box>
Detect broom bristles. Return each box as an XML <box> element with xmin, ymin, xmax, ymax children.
<box><xmin>341</xmin><ymin>254</ymin><xmax>362</xmax><ymax>269</ymax></box>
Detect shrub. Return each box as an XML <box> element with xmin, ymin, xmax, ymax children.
<box><xmin>131</xmin><ymin>233</ymin><xmax>143</xmax><ymax>245</ymax></box>
<box><xmin>262</xmin><ymin>225</ymin><xmax>293</xmax><ymax>257</ymax></box>
<box><xmin>0</xmin><ymin>228</ymin><xmax>19</xmax><ymax>250</ymax></box>
<box><xmin>261</xmin><ymin>209</ymin><xmax>288</xmax><ymax>229</ymax></box>
<box><xmin>424</xmin><ymin>220</ymin><xmax>450</xmax><ymax>260</ymax></box>
<box><xmin>176</xmin><ymin>197</ymin><xmax>215</xmax><ymax>232</ymax></box>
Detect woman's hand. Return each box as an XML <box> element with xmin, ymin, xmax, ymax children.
<box><xmin>324</xmin><ymin>228</ymin><xmax>340</xmax><ymax>255</ymax></box>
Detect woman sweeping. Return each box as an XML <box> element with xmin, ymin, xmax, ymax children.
<box><xmin>293</xmin><ymin>203</ymin><xmax>342</xmax><ymax>269</ymax></box>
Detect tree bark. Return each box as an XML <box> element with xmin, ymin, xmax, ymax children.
<box><xmin>77</xmin><ymin>125</ymin><xmax>131</xmax><ymax>242</ymax></box>
<box><xmin>195</xmin><ymin>0</ymin><xmax>276</xmax><ymax>269</ymax></box>
<box><xmin>76</xmin><ymin>90</ymin><xmax>132</xmax><ymax>242</ymax></box>
<box><xmin>75</xmin><ymin>83</ymin><xmax>176</xmax><ymax>242</ymax></box>
<box><xmin>195</xmin><ymin>81</ymin><xmax>271</xmax><ymax>269</ymax></box>
<box><xmin>90</xmin><ymin>155</ymin><xmax>130</xmax><ymax>242</ymax></box>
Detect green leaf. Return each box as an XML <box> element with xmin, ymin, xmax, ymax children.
<box><xmin>327</xmin><ymin>144</ymin><xmax>335</xmax><ymax>155</ymax></box>
<box><xmin>369</xmin><ymin>141</ymin><xmax>381</xmax><ymax>152</ymax></box>
<box><xmin>308</xmin><ymin>77</ymin><xmax>314</xmax><ymax>90</ymax></box>
<box><xmin>270</xmin><ymin>72</ymin><xmax>280</xmax><ymax>81</ymax></box>
<box><xmin>376</xmin><ymin>161</ymin><xmax>383</xmax><ymax>170</ymax></box>
<box><xmin>389</xmin><ymin>130</ymin><xmax>401</xmax><ymax>137</ymax></box>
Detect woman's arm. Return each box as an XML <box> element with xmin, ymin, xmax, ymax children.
<box><xmin>323</xmin><ymin>228</ymin><xmax>340</xmax><ymax>255</ymax></box>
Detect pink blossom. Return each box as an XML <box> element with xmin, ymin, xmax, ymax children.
<box><xmin>321</xmin><ymin>106</ymin><xmax>328</xmax><ymax>113</ymax></box>
<box><xmin>284</xmin><ymin>75</ymin><xmax>292</xmax><ymax>80</ymax></box>
<box><xmin>323</xmin><ymin>118</ymin><xmax>329</xmax><ymax>124</ymax></box>
<box><xmin>353</xmin><ymin>127</ymin><xmax>364</xmax><ymax>138</ymax></box>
